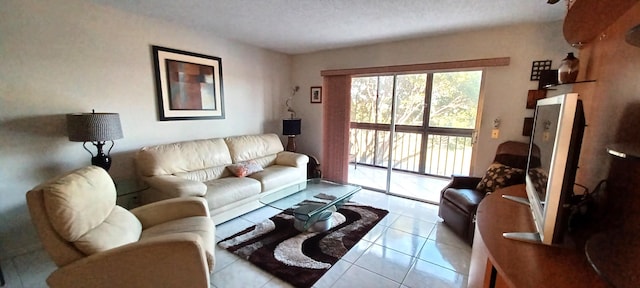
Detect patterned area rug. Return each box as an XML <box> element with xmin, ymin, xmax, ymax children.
<box><xmin>218</xmin><ymin>203</ymin><xmax>388</xmax><ymax>288</ymax></box>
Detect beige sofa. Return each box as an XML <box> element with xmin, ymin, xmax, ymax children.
<box><xmin>27</xmin><ymin>166</ymin><xmax>215</xmax><ymax>288</ymax></box>
<box><xmin>135</xmin><ymin>133</ymin><xmax>309</xmax><ymax>224</ymax></box>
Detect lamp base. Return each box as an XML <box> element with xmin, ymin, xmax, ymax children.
<box><xmin>286</xmin><ymin>136</ymin><xmax>297</xmax><ymax>152</ymax></box>
<box><xmin>92</xmin><ymin>153</ymin><xmax>112</xmax><ymax>171</ymax></box>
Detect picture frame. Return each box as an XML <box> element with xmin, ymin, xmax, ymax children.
<box><xmin>152</xmin><ymin>45</ymin><xmax>225</xmax><ymax>121</ymax></box>
<box><xmin>523</xmin><ymin>117</ymin><xmax>534</xmax><ymax>136</ymax></box>
<box><xmin>310</xmin><ymin>86</ymin><xmax>322</xmax><ymax>103</ymax></box>
<box><xmin>526</xmin><ymin>89</ymin><xmax>547</xmax><ymax>109</ymax></box>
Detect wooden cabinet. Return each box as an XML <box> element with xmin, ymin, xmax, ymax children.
<box><xmin>468</xmin><ymin>185</ymin><xmax>606</xmax><ymax>288</ymax></box>
<box><xmin>563</xmin><ymin>0</ymin><xmax>639</xmax><ymax>45</ymax></box>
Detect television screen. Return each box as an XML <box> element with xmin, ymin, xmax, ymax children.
<box><xmin>503</xmin><ymin>93</ymin><xmax>585</xmax><ymax>245</ymax></box>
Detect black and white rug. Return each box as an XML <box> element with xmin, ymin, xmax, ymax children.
<box><xmin>218</xmin><ymin>203</ymin><xmax>388</xmax><ymax>288</ymax></box>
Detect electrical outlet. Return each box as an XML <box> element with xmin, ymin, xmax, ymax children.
<box><xmin>491</xmin><ymin>129</ymin><xmax>500</xmax><ymax>139</ymax></box>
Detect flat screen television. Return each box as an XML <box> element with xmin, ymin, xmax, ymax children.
<box><xmin>503</xmin><ymin>93</ymin><xmax>585</xmax><ymax>245</ymax></box>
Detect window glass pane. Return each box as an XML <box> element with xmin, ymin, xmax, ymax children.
<box><xmin>392</xmin><ymin>132</ymin><xmax>422</xmax><ymax>172</ymax></box>
<box><xmin>395</xmin><ymin>74</ymin><xmax>426</xmax><ymax>126</ymax></box>
<box><xmin>350</xmin><ymin>77</ymin><xmax>378</xmax><ymax>123</ymax></box>
<box><xmin>376</xmin><ymin>76</ymin><xmax>394</xmax><ymax>124</ymax></box>
<box><xmin>429</xmin><ymin>71</ymin><xmax>482</xmax><ymax>129</ymax></box>
<box><xmin>350</xmin><ymin>76</ymin><xmax>394</xmax><ymax>124</ymax></box>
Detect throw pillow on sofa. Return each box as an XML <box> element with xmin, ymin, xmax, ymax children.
<box><xmin>476</xmin><ymin>163</ymin><xmax>524</xmax><ymax>195</ymax></box>
<box><xmin>227</xmin><ymin>160</ymin><xmax>263</xmax><ymax>177</ymax></box>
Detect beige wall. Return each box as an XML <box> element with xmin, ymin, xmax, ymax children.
<box><xmin>0</xmin><ymin>0</ymin><xmax>292</xmax><ymax>258</ymax></box>
<box><xmin>290</xmin><ymin>21</ymin><xmax>574</xmax><ymax>176</ymax></box>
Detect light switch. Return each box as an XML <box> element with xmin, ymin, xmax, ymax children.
<box><xmin>491</xmin><ymin>129</ymin><xmax>499</xmax><ymax>139</ymax></box>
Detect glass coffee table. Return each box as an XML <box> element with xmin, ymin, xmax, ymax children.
<box><xmin>260</xmin><ymin>179</ymin><xmax>361</xmax><ymax>232</ymax></box>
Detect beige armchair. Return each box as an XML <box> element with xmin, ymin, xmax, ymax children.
<box><xmin>26</xmin><ymin>166</ymin><xmax>216</xmax><ymax>288</ymax></box>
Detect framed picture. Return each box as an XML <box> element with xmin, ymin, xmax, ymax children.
<box><xmin>526</xmin><ymin>89</ymin><xmax>547</xmax><ymax>109</ymax></box>
<box><xmin>523</xmin><ymin>117</ymin><xmax>534</xmax><ymax>136</ymax></box>
<box><xmin>152</xmin><ymin>45</ymin><xmax>224</xmax><ymax>121</ymax></box>
<box><xmin>310</xmin><ymin>86</ymin><xmax>322</xmax><ymax>103</ymax></box>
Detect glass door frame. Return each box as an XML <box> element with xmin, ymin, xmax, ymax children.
<box><xmin>349</xmin><ymin>69</ymin><xmax>486</xmax><ymax>202</ymax></box>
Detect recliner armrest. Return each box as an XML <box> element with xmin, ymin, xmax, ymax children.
<box><xmin>131</xmin><ymin>197</ymin><xmax>210</xmax><ymax>228</ymax></box>
<box><xmin>144</xmin><ymin>175</ymin><xmax>207</xmax><ymax>198</ymax></box>
<box><xmin>275</xmin><ymin>151</ymin><xmax>309</xmax><ymax>167</ymax></box>
<box><xmin>447</xmin><ymin>175</ymin><xmax>483</xmax><ymax>189</ymax></box>
<box><xmin>47</xmin><ymin>233</ymin><xmax>211</xmax><ymax>288</ymax></box>
<box><xmin>440</xmin><ymin>175</ymin><xmax>483</xmax><ymax>203</ymax></box>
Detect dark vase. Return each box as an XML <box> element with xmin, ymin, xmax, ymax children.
<box><xmin>558</xmin><ymin>52</ymin><xmax>579</xmax><ymax>84</ymax></box>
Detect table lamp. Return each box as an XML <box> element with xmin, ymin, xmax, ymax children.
<box><xmin>66</xmin><ymin>111</ymin><xmax>123</xmax><ymax>171</ymax></box>
<box><xmin>283</xmin><ymin>118</ymin><xmax>301</xmax><ymax>152</ymax></box>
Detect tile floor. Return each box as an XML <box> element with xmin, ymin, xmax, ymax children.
<box><xmin>1</xmin><ymin>189</ymin><xmax>471</xmax><ymax>288</ymax></box>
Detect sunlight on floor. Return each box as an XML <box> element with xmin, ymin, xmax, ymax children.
<box><xmin>348</xmin><ymin>164</ymin><xmax>450</xmax><ymax>204</ymax></box>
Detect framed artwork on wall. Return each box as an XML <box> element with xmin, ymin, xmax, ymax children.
<box><xmin>523</xmin><ymin>117</ymin><xmax>534</xmax><ymax>136</ymax></box>
<box><xmin>310</xmin><ymin>86</ymin><xmax>322</xmax><ymax>103</ymax></box>
<box><xmin>526</xmin><ymin>89</ymin><xmax>547</xmax><ymax>109</ymax></box>
<box><xmin>152</xmin><ymin>45</ymin><xmax>225</xmax><ymax>121</ymax></box>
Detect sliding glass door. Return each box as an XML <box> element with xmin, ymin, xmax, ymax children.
<box><xmin>349</xmin><ymin>70</ymin><xmax>483</xmax><ymax>202</ymax></box>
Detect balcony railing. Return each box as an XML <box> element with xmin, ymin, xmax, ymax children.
<box><xmin>350</xmin><ymin>127</ymin><xmax>472</xmax><ymax>177</ymax></box>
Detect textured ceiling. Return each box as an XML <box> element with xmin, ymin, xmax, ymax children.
<box><xmin>91</xmin><ymin>0</ymin><xmax>566</xmax><ymax>55</ymax></box>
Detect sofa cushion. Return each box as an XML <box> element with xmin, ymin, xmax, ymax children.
<box><xmin>224</xmin><ymin>134</ymin><xmax>284</xmax><ymax>163</ymax></box>
<box><xmin>137</xmin><ymin>138</ymin><xmax>232</xmax><ymax>177</ymax></box>
<box><xmin>140</xmin><ymin>216</ymin><xmax>215</xmax><ymax>270</ymax></box>
<box><xmin>174</xmin><ymin>166</ymin><xmax>229</xmax><ymax>182</ymax></box>
<box><xmin>249</xmin><ymin>165</ymin><xmax>304</xmax><ymax>191</ymax></box>
<box><xmin>204</xmin><ymin>177</ymin><xmax>261</xmax><ymax>209</ymax></box>
<box><xmin>227</xmin><ymin>160</ymin><xmax>263</xmax><ymax>177</ymax></box>
<box><xmin>43</xmin><ymin>166</ymin><xmax>117</xmax><ymax>242</ymax></box>
<box><xmin>74</xmin><ymin>206</ymin><xmax>142</xmax><ymax>255</ymax></box>
<box><xmin>475</xmin><ymin>163</ymin><xmax>524</xmax><ymax>195</ymax></box>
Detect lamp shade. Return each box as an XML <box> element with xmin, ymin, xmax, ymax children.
<box><xmin>283</xmin><ymin>119</ymin><xmax>301</xmax><ymax>136</ymax></box>
<box><xmin>66</xmin><ymin>113</ymin><xmax>123</xmax><ymax>142</ymax></box>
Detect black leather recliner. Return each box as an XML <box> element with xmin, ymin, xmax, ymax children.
<box><xmin>438</xmin><ymin>141</ymin><xmax>538</xmax><ymax>245</ymax></box>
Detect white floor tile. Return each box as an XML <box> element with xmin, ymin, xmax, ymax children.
<box><xmin>331</xmin><ymin>264</ymin><xmax>401</xmax><ymax>288</ymax></box>
<box><xmin>388</xmin><ymin>215</ymin><xmax>436</xmax><ymax>238</ymax></box>
<box><xmin>403</xmin><ymin>258</ymin><xmax>467</xmax><ymax>288</ymax></box>
<box><xmin>312</xmin><ymin>259</ymin><xmax>352</xmax><ymax>288</ymax></box>
<box><xmin>354</xmin><ymin>243</ymin><xmax>414</xmax><ymax>283</ymax></box>
<box><xmin>211</xmin><ymin>259</ymin><xmax>273</xmax><ymax>288</ymax></box>
<box><xmin>377</xmin><ymin>212</ymin><xmax>401</xmax><ymax>227</ymax></box>
<box><xmin>360</xmin><ymin>223</ymin><xmax>387</xmax><ymax>243</ymax></box>
<box><xmin>351</xmin><ymin>189</ymin><xmax>391</xmax><ymax>210</ymax></box>
<box><xmin>388</xmin><ymin>198</ymin><xmax>441</xmax><ymax>222</ymax></box>
<box><xmin>341</xmin><ymin>239</ymin><xmax>373</xmax><ymax>263</ymax></box>
<box><xmin>417</xmin><ymin>240</ymin><xmax>471</xmax><ymax>275</ymax></box>
<box><xmin>240</xmin><ymin>206</ymin><xmax>281</xmax><ymax>224</ymax></box>
<box><xmin>215</xmin><ymin>217</ymin><xmax>255</xmax><ymax>240</ymax></box>
<box><xmin>374</xmin><ymin>228</ymin><xmax>427</xmax><ymax>257</ymax></box>
<box><xmin>213</xmin><ymin>246</ymin><xmax>240</xmax><ymax>273</ymax></box>
<box><xmin>261</xmin><ymin>276</ymin><xmax>294</xmax><ymax>288</ymax></box>
<box><xmin>428</xmin><ymin>222</ymin><xmax>472</xmax><ymax>250</ymax></box>
<box><xmin>1</xmin><ymin>258</ymin><xmax>23</xmax><ymax>288</ymax></box>
<box><xmin>11</xmin><ymin>249</ymin><xmax>55</xmax><ymax>288</ymax></box>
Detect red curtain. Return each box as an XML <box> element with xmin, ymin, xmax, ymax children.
<box><xmin>321</xmin><ymin>75</ymin><xmax>351</xmax><ymax>183</ymax></box>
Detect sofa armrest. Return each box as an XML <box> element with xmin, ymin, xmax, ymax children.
<box><xmin>144</xmin><ymin>175</ymin><xmax>207</xmax><ymax>198</ymax></box>
<box><xmin>131</xmin><ymin>197</ymin><xmax>210</xmax><ymax>228</ymax></box>
<box><xmin>47</xmin><ymin>233</ymin><xmax>210</xmax><ymax>288</ymax></box>
<box><xmin>275</xmin><ymin>151</ymin><xmax>309</xmax><ymax>167</ymax></box>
